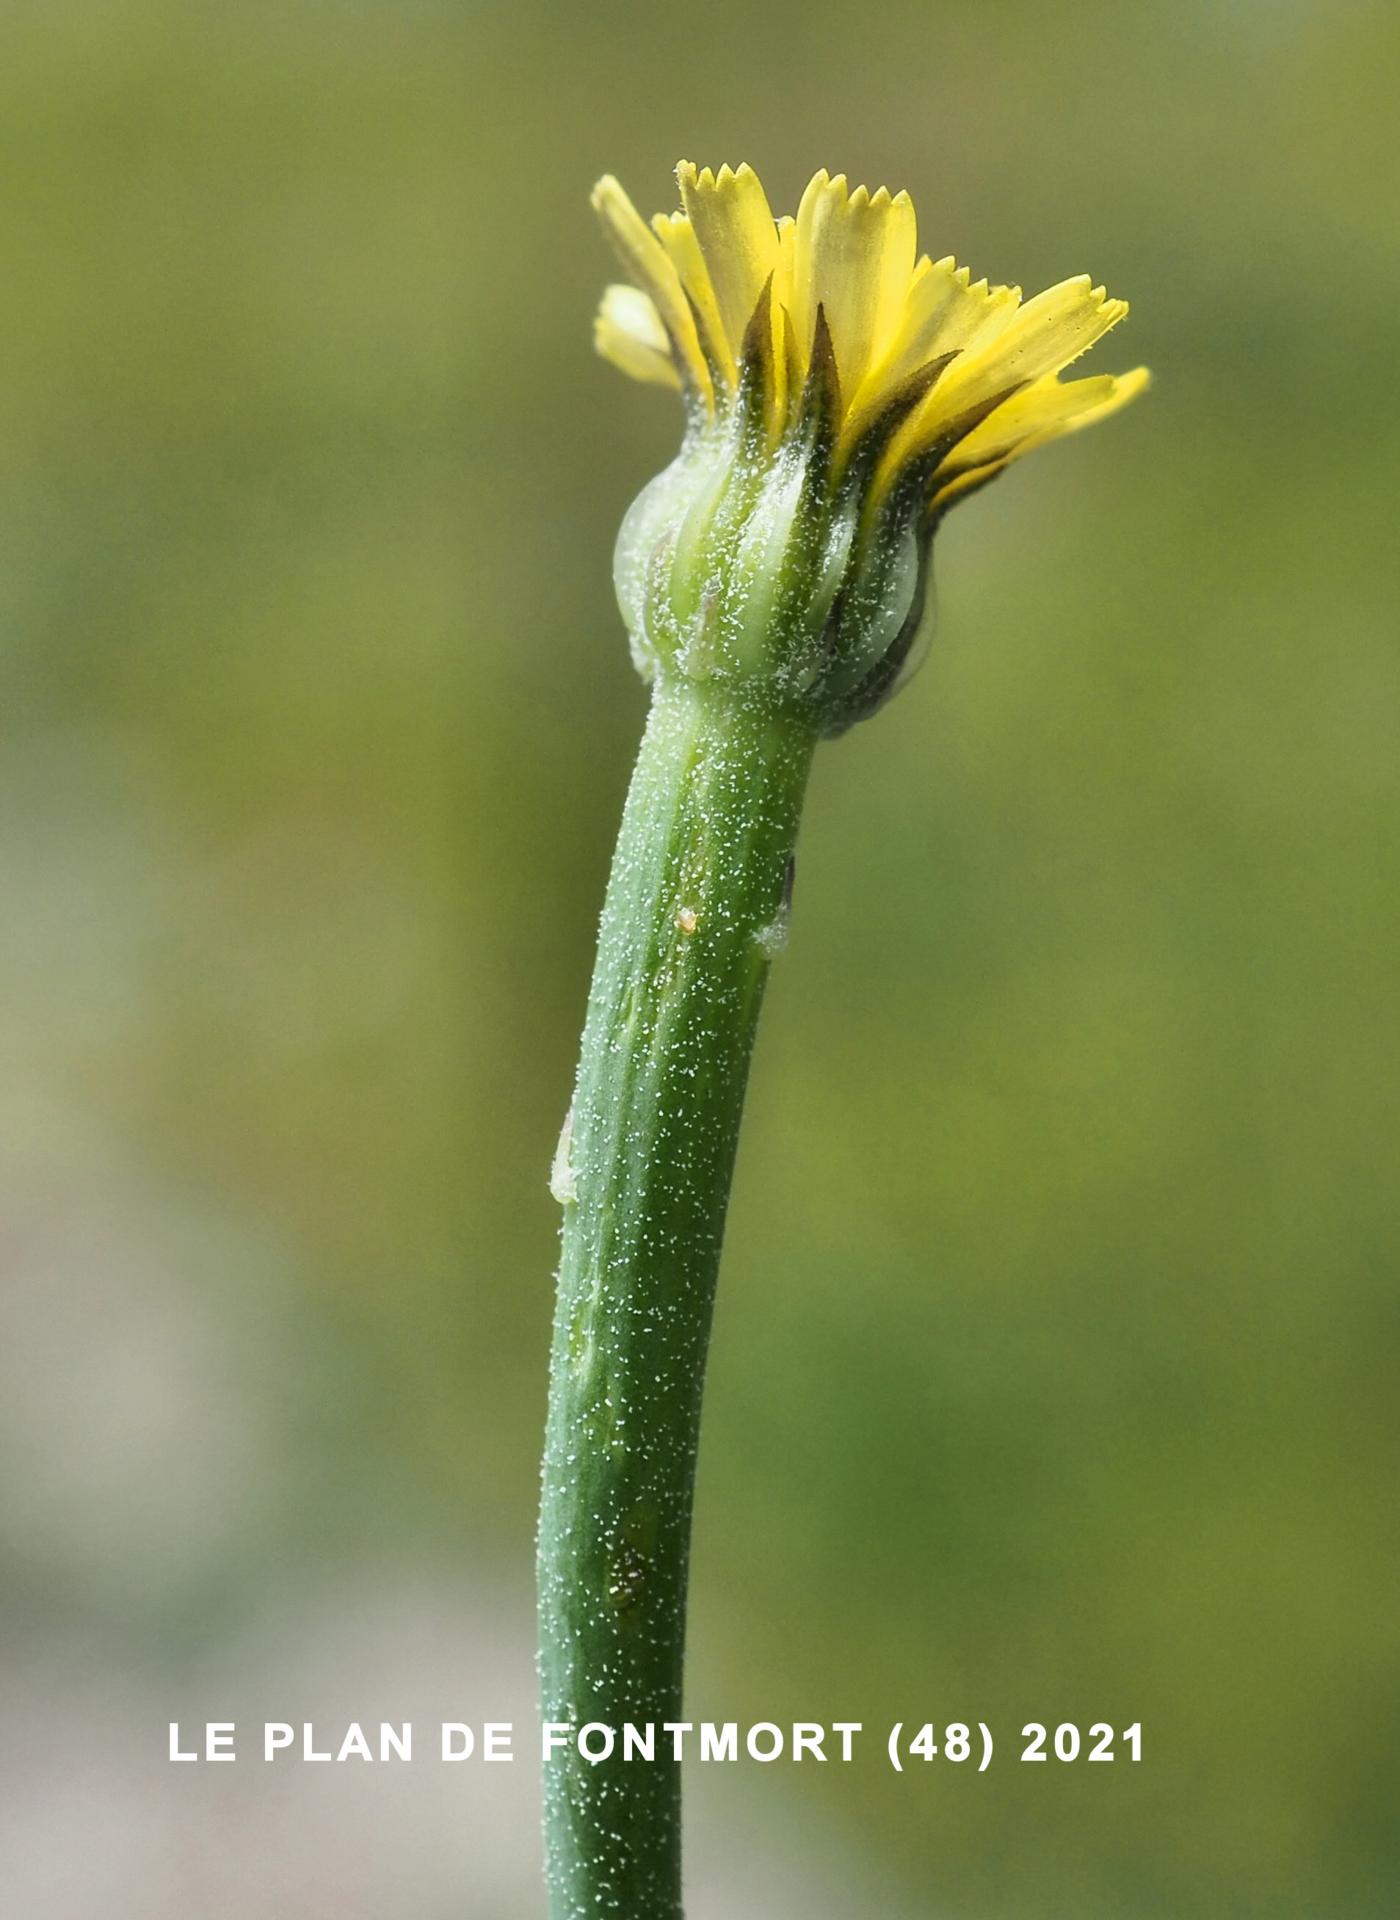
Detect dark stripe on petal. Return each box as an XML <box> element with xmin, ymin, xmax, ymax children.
<box><xmin>839</xmin><ymin>348</ymin><xmax>962</xmax><ymax>493</ymax></box>
<box><xmin>880</xmin><ymin>379</ymin><xmax>1029</xmax><ymax>528</ymax></box>
<box><xmin>799</xmin><ymin>304</ymin><xmax>844</xmax><ymax>456</ymax></box>
<box><xmin>680</xmin><ymin>282</ymin><xmax>731</xmax><ymax>401</ymax></box>
<box><xmin>735</xmin><ymin>274</ymin><xmax>777</xmax><ymax>448</ymax></box>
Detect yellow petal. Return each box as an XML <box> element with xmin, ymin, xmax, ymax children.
<box><xmin>651</xmin><ymin>208</ymin><xmax>735</xmax><ymax>386</ymax></box>
<box><xmin>876</xmin><ymin>256</ymin><xmax>1021</xmax><ymax>391</ymax></box>
<box><xmin>791</xmin><ymin>171</ymin><xmax>917</xmax><ymax>404</ymax></box>
<box><xmin>772</xmin><ymin>215</ymin><xmax>800</xmax><ymax>414</ymax></box>
<box><xmin>677</xmin><ymin>162</ymin><xmax>780</xmax><ymax>370</ymax></box>
<box><xmin>771</xmin><ymin>213</ymin><xmax>796</xmax><ymax>319</ymax></box>
<box><xmin>939</xmin><ymin>276</ymin><xmax>1130</xmax><ymax>416</ymax></box>
<box><xmin>928</xmin><ymin>365</ymin><xmax>1150</xmax><ymax>515</ymax></box>
<box><xmin>591</xmin><ymin>175</ymin><xmax>712</xmax><ymax>405</ymax></box>
<box><xmin>842</xmin><ymin>259</ymin><xmax>1021</xmax><ymax>449</ymax></box>
<box><xmin>948</xmin><ymin>366</ymin><xmax>1151</xmax><ymax>469</ymax></box>
<box><xmin>594</xmin><ymin>284</ymin><xmax>681</xmax><ymax>390</ymax></box>
<box><xmin>882</xmin><ymin>276</ymin><xmax>1130</xmax><ymax>482</ymax></box>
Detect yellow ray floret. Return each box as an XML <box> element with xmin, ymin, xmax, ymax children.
<box><xmin>591</xmin><ymin>175</ymin><xmax>712</xmax><ymax>406</ymax></box>
<box><xmin>595</xmin><ymin>284</ymin><xmax>682</xmax><ymax>390</ymax></box>
<box><xmin>676</xmin><ymin>163</ymin><xmax>779</xmax><ymax>371</ymax></box>
<box><xmin>591</xmin><ymin>162</ymin><xmax>1146</xmax><ymax>519</ymax></box>
<box><xmin>790</xmin><ymin>170</ymin><xmax>917</xmax><ymax>405</ymax></box>
<box><xmin>928</xmin><ymin>367</ymin><xmax>1151</xmax><ymax>516</ymax></box>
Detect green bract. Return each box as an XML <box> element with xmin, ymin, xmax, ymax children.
<box><xmin>614</xmin><ymin>311</ymin><xmax>938</xmax><ymax>734</ymax></box>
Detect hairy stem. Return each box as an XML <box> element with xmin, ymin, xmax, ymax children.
<box><xmin>538</xmin><ymin>675</ymin><xmax>817</xmax><ymax>1917</ymax></box>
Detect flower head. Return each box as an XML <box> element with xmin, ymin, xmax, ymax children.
<box><xmin>593</xmin><ymin>163</ymin><xmax>1147</xmax><ymax>732</ymax></box>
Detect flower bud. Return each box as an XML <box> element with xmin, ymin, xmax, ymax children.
<box><xmin>594</xmin><ymin>164</ymin><xmax>1147</xmax><ymax>734</ymax></box>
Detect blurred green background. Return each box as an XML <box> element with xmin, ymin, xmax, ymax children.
<box><xmin>4</xmin><ymin>1</ymin><xmax>1398</xmax><ymax>1914</ymax></box>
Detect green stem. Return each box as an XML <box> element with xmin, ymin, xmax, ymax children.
<box><xmin>538</xmin><ymin>674</ymin><xmax>818</xmax><ymax>1917</ymax></box>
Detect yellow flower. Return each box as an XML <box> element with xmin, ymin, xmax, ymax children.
<box><xmin>593</xmin><ymin>163</ymin><xmax>1147</xmax><ymax>521</ymax></box>
<box><xmin>591</xmin><ymin>163</ymin><xmax>1147</xmax><ymax>732</ymax></box>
